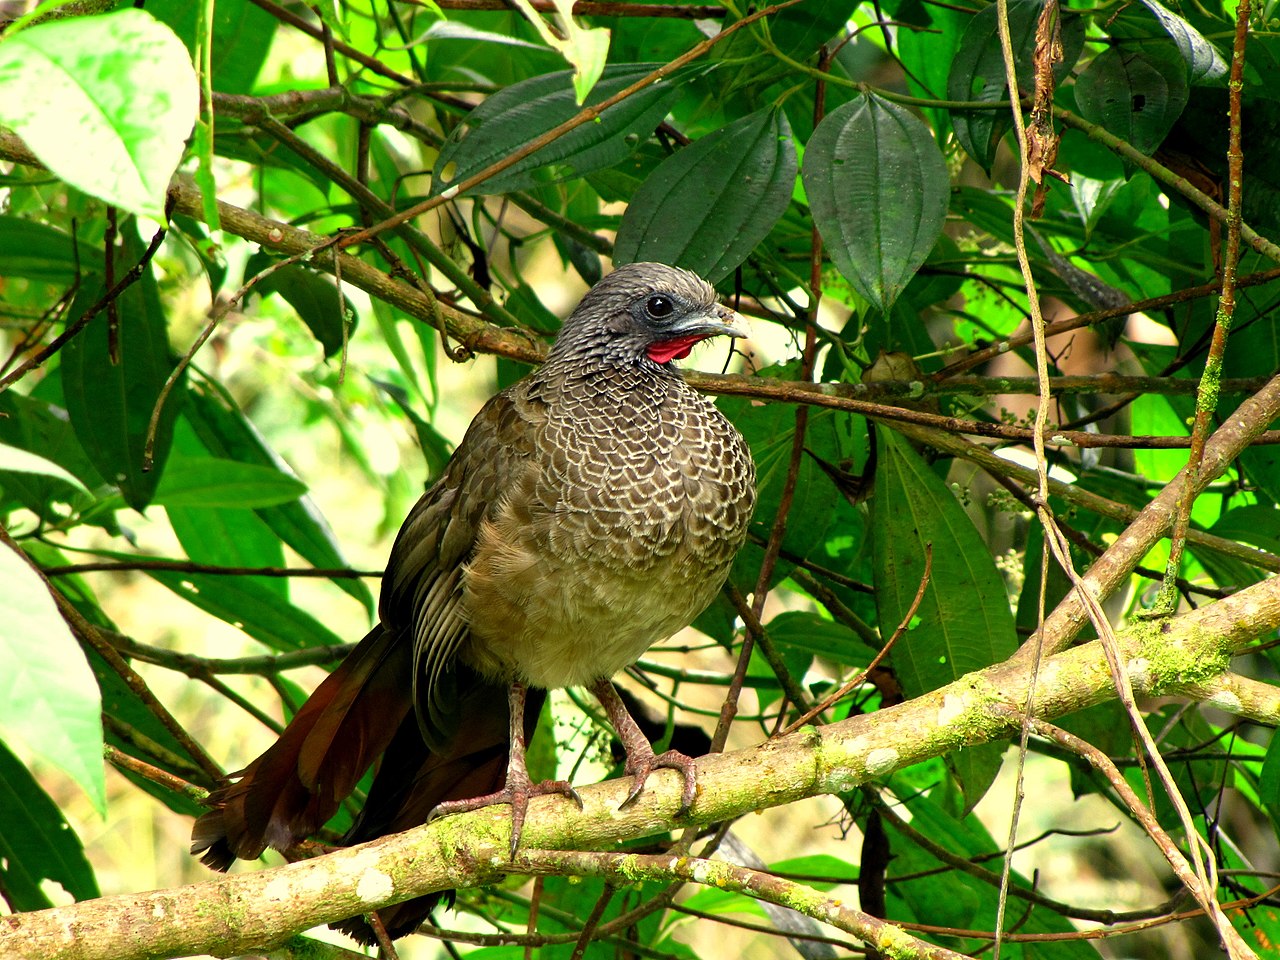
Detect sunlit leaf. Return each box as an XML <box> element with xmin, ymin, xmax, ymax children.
<box><xmin>0</xmin><ymin>9</ymin><xmax>197</xmax><ymax>217</ymax></box>
<box><xmin>0</xmin><ymin>542</ymin><xmax>105</xmax><ymax>815</ymax></box>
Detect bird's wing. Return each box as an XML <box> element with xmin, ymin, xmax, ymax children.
<box><xmin>380</xmin><ymin>382</ymin><xmax>547</xmax><ymax>741</ymax></box>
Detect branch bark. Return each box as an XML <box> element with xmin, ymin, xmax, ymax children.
<box><xmin>5</xmin><ymin>575</ymin><xmax>1277</xmax><ymax>960</ymax></box>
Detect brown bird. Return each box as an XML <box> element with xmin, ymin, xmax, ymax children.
<box><xmin>191</xmin><ymin>262</ymin><xmax>757</xmax><ymax>942</ymax></box>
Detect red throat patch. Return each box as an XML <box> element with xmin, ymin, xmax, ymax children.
<box><xmin>646</xmin><ymin>334</ymin><xmax>707</xmax><ymax>364</ymax></box>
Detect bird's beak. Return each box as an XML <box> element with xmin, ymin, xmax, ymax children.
<box><xmin>671</xmin><ymin>303</ymin><xmax>751</xmax><ymax>341</ymax></box>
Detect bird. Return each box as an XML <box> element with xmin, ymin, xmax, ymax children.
<box><xmin>190</xmin><ymin>262</ymin><xmax>757</xmax><ymax>943</ymax></box>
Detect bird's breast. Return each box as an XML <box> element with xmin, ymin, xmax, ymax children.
<box><xmin>459</xmin><ymin>376</ymin><xmax>755</xmax><ymax>689</ymax></box>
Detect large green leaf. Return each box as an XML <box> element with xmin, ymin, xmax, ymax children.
<box><xmin>60</xmin><ymin>227</ymin><xmax>182</xmax><ymax>511</ymax></box>
<box><xmin>870</xmin><ymin>429</ymin><xmax>1017</xmax><ymax>806</ymax></box>
<box><xmin>0</xmin><ymin>9</ymin><xmax>197</xmax><ymax>217</ymax></box>
<box><xmin>0</xmin><ymin>542</ymin><xmax>105</xmax><ymax>815</ymax></box>
<box><xmin>245</xmin><ymin>254</ymin><xmax>357</xmax><ymax>359</ymax></box>
<box><xmin>721</xmin><ymin>388</ymin><xmax>852</xmax><ymax>591</ymax></box>
<box><xmin>1138</xmin><ymin>0</ymin><xmax>1227</xmax><ymax>84</ymax></box>
<box><xmin>182</xmin><ymin>378</ymin><xmax>374</xmax><ymax>614</ymax></box>
<box><xmin>0</xmin><ymin>440</ymin><xmax>90</xmax><ymax>498</ymax></box>
<box><xmin>803</xmin><ymin>92</ymin><xmax>950</xmax><ymax>312</ymax></box>
<box><xmin>715</xmin><ymin>0</ymin><xmax>854</xmax><ymax>91</ymax></box>
<box><xmin>167</xmin><ymin>505</ymin><xmax>289</xmax><ymax>601</ymax></box>
<box><xmin>153</xmin><ymin>457</ymin><xmax>307</xmax><ymax>509</ymax></box>
<box><xmin>765</xmin><ymin>610</ymin><xmax>870</xmax><ymax>667</ymax></box>
<box><xmin>147</xmin><ymin>0</ymin><xmax>276</xmax><ymax>94</ymax></box>
<box><xmin>614</xmin><ymin>107</ymin><xmax>796</xmax><ymax>283</ymax></box>
<box><xmin>947</xmin><ymin>0</ymin><xmax>1084</xmax><ymax>171</ymax></box>
<box><xmin>146</xmin><ymin>568</ymin><xmax>346</xmax><ymax>652</ymax></box>
<box><xmin>871</xmin><ymin>429</ymin><xmax>1018</xmax><ymax>690</ymax></box>
<box><xmin>434</xmin><ymin>62</ymin><xmax>696</xmax><ymax>195</ymax></box>
<box><xmin>0</xmin><ymin>215</ymin><xmax>104</xmax><ymax>284</ymax></box>
<box><xmin>1075</xmin><ymin>43</ymin><xmax>1189</xmax><ymax>156</ymax></box>
<box><xmin>0</xmin><ymin>739</ymin><xmax>99</xmax><ymax>911</ymax></box>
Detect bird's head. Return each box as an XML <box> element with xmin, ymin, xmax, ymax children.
<box><xmin>549</xmin><ymin>262</ymin><xmax>749</xmax><ymax>367</ymax></box>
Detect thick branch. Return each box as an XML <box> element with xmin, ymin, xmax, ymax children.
<box><xmin>5</xmin><ymin>576</ymin><xmax>1277</xmax><ymax>960</ymax></box>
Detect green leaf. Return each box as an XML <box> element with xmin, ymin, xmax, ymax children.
<box><xmin>182</xmin><ymin>378</ymin><xmax>374</xmax><ymax>614</ymax></box>
<box><xmin>871</xmin><ymin>430</ymin><xmax>1018</xmax><ymax>691</ymax></box>
<box><xmin>765</xmin><ymin>610</ymin><xmax>870</xmax><ymax>668</ymax></box>
<box><xmin>167</xmin><ymin>504</ymin><xmax>290</xmax><ymax>600</ymax></box>
<box><xmin>0</xmin><ymin>9</ymin><xmax>197</xmax><ymax>217</ymax></box>
<box><xmin>0</xmin><ymin>542</ymin><xmax>106</xmax><ymax>815</ymax></box>
<box><xmin>145</xmin><ymin>568</ymin><xmax>346</xmax><ymax>652</ymax></box>
<box><xmin>1139</xmin><ymin>0</ymin><xmax>1227</xmax><ymax>84</ymax></box>
<box><xmin>803</xmin><ymin>92</ymin><xmax>950</xmax><ymax>312</ymax></box>
<box><xmin>434</xmin><ymin>63</ymin><xmax>695</xmax><ymax>195</ymax></box>
<box><xmin>870</xmin><ymin>430</ymin><xmax>1017</xmax><ymax>807</ymax></box>
<box><xmin>1075</xmin><ymin>44</ymin><xmax>1189</xmax><ymax>156</ymax></box>
<box><xmin>947</xmin><ymin>0</ymin><xmax>1084</xmax><ymax>171</ymax></box>
<box><xmin>246</xmin><ymin>255</ymin><xmax>357</xmax><ymax>359</ymax></box>
<box><xmin>0</xmin><ymin>440</ymin><xmax>90</xmax><ymax>497</ymax></box>
<box><xmin>0</xmin><ymin>739</ymin><xmax>99</xmax><ymax>911</ymax></box>
<box><xmin>721</xmin><ymin>389</ymin><xmax>851</xmax><ymax>590</ymax></box>
<box><xmin>1262</xmin><ymin>729</ymin><xmax>1280</xmax><ymax>830</ymax></box>
<box><xmin>152</xmin><ymin>457</ymin><xmax>307</xmax><ymax>508</ymax></box>
<box><xmin>614</xmin><ymin>107</ymin><xmax>797</xmax><ymax>284</ymax></box>
<box><xmin>0</xmin><ymin>215</ymin><xmax>103</xmax><ymax>284</ymax></box>
<box><xmin>60</xmin><ymin>227</ymin><xmax>182</xmax><ymax>511</ymax></box>
<box><xmin>146</xmin><ymin>0</ymin><xmax>277</xmax><ymax>94</ymax></box>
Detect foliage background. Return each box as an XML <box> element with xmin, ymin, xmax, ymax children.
<box><xmin>1</xmin><ymin>0</ymin><xmax>1279</xmax><ymax>958</ymax></box>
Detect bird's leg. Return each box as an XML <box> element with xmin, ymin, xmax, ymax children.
<box><xmin>589</xmin><ymin>678</ymin><xmax>698</xmax><ymax>816</ymax></box>
<box><xmin>428</xmin><ymin>681</ymin><xmax>581</xmax><ymax>857</ymax></box>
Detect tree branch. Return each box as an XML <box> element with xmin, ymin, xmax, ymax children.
<box><xmin>5</xmin><ymin>575</ymin><xmax>1277</xmax><ymax>960</ymax></box>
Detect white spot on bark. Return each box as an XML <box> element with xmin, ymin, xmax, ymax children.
<box><xmin>357</xmin><ymin>869</ymin><xmax>394</xmax><ymax>904</ymax></box>
<box><xmin>1126</xmin><ymin>657</ymin><xmax>1151</xmax><ymax>687</ymax></box>
<box><xmin>865</xmin><ymin>748</ymin><xmax>900</xmax><ymax>776</ymax></box>
<box><xmin>937</xmin><ymin>693</ymin><xmax>967</xmax><ymax>726</ymax></box>
<box><xmin>1207</xmin><ymin>691</ymin><xmax>1242</xmax><ymax>713</ymax></box>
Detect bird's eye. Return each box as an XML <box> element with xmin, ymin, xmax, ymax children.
<box><xmin>645</xmin><ymin>294</ymin><xmax>675</xmax><ymax>319</ymax></box>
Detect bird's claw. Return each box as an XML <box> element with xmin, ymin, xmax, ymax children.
<box><xmin>618</xmin><ymin>748</ymin><xmax>697</xmax><ymax>816</ymax></box>
<box><xmin>429</xmin><ymin>776</ymin><xmax>582</xmax><ymax>859</ymax></box>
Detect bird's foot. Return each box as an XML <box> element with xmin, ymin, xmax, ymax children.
<box><xmin>429</xmin><ymin>773</ymin><xmax>582</xmax><ymax>858</ymax></box>
<box><xmin>619</xmin><ymin>747</ymin><xmax>698</xmax><ymax>816</ymax></box>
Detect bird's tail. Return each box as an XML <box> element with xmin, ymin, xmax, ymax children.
<box><xmin>190</xmin><ymin>623</ymin><xmax>415</xmax><ymax>870</ymax></box>
<box><xmin>191</xmin><ymin>625</ymin><xmax>541</xmax><ymax>945</ymax></box>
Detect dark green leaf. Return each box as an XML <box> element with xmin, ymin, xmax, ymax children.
<box><xmin>434</xmin><ymin>63</ymin><xmax>698</xmax><ymax>195</ymax></box>
<box><xmin>1075</xmin><ymin>44</ymin><xmax>1189</xmax><ymax>156</ymax></box>
<box><xmin>61</xmin><ymin>227</ymin><xmax>182</xmax><ymax>511</ymax></box>
<box><xmin>803</xmin><ymin>92</ymin><xmax>950</xmax><ymax>311</ymax></box>
<box><xmin>765</xmin><ymin>610</ymin><xmax>870</xmax><ymax>667</ymax></box>
<box><xmin>0</xmin><ymin>215</ymin><xmax>104</xmax><ymax>284</ymax></box>
<box><xmin>146</xmin><ymin>568</ymin><xmax>346</xmax><ymax>652</ymax></box>
<box><xmin>1139</xmin><ymin>0</ymin><xmax>1227</xmax><ymax>84</ymax></box>
<box><xmin>147</xmin><ymin>0</ymin><xmax>277</xmax><ymax>94</ymax></box>
<box><xmin>615</xmin><ymin>107</ymin><xmax>796</xmax><ymax>283</ymax></box>
<box><xmin>947</xmin><ymin>0</ymin><xmax>1084</xmax><ymax>171</ymax></box>
<box><xmin>721</xmin><ymin>387</ymin><xmax>853</xmax><ymax>590</ymax></box>
<box><xmin>0</xmin><ymin>739</ymin><xmax>99</xmax><ymax>911</ymax></box>
<box><xmin>871</xmin><ymin>430</ymin><xmax>1017</xmax><ymax>806</ymax></box>
<box><xmin>1262</xmin><ymin>730</ymin><xmax>1280</xmax><ymax>829</ymax></box>
<box><xmin>182</xmin><ymin>378</ymin><xmax>374</xmax><ymax>614</ymax></box>
<box><xmin>153</xmin><ymin>458</ymin><xmax>307</xmax><ymax>508</ymax></box>
<box><xmin>167</xmin><ymin>505</ymin><xmax>289</xmax><ymax>600</ymax></box>
<box><xmin>716</xmin><ymin>1</ymin><xmax>855</xmax><ymax>91</ymax></box>
<box><xmin>246</xmin><ymin>255</ymin><xmax>357</xmax><ymax>359</ymax></box>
